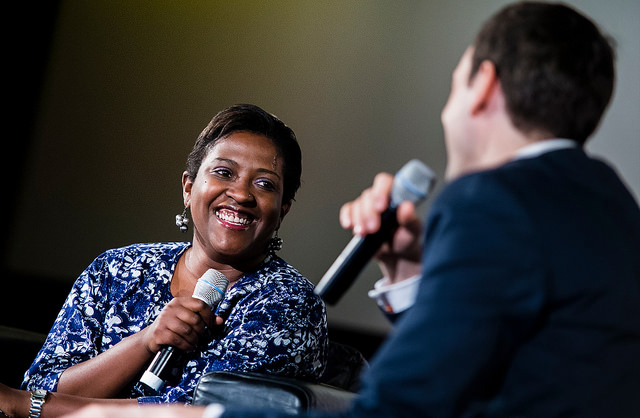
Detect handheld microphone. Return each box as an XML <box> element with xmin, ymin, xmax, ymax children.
<box><xmin>137</xmin><ymin>269</ymin><xmax>229</xmax><ymax>394</ymax></box>
<box><xmin>314</xmin><ymin>159</ymin><xmax>436</xmax><ymax>305</ymax></box>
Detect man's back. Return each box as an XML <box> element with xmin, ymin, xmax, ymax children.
<box><xmin>484</xmin><ymin>148</ymin><xmax>640</xmax><ymax>415</ymax></box>
<box><xmin>354</xmin><ymin>148</ymin><xmax>640</xmax><ymax>417</ymax></box>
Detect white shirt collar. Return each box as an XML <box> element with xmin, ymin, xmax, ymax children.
<box><xmin>513</xmin><ymin>138</ymin><xmax>578</xmax><ymax>161</ymax></box>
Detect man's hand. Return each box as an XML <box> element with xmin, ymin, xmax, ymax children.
<box><xmin>339</xmin><ymin>172</ymin><xmax>423</xmax><ymax>283</ymax></box>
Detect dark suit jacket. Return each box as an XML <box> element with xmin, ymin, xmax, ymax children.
<box><xmin>351</xmin><ymin>148</ymin><xmax>640</xmax><ymax>417</ymax></box>
<box><xmin>223</xmin><ymin>148</ymin><xmax>640</xmax><ymax>417</ymax></box>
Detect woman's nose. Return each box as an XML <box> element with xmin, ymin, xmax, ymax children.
<box><xmin>226</xmin><ymin>180</ymin><xmax>256</xmax><ymax>205</ymax></box>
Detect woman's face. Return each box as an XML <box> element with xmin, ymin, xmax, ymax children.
<box><xmin>183</xmin><ymin>131</ymin><xmax>290</xmax><ymax>265</ymax></box>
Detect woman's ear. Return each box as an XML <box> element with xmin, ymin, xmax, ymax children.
<box><xmin>277</xmin><ymin>200</ymin><xmax>292</xmax><ymax>228</ymax></box>
<box><xmin>182</xmin><ymin>171</ymin><xmax>193</xmax><ymax>207</ymax></box>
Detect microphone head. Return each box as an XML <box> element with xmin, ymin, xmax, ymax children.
<box><xmin>391</xmin><ymin>159</ymin><xmax>436</xmax><ymax>207</ymax></box>
<box><xmin>193</xmin><ymin>269</ymin><xmax>229</xmax><ymax>309</ymax></box>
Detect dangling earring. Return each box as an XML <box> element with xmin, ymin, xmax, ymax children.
<box><xmin>267</xmin><ymin>230</ymin><xmax>283</xmax><ymax>256</ymax></box>
<box><xmin>175</xmin><ymin>207</ymin><xmax>189</xmax><ymax>233</ymax></box>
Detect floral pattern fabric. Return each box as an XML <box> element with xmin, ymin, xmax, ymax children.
<box><xmin>22</xmin><ymin>242</ymin><xmax>328</xmax><ymax>404</ymax></box>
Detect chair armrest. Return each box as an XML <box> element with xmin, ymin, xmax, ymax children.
<box><xmin>193</xmin><ymin>371</ymin><xmax>356</xmax><ymax>414</ymax></box>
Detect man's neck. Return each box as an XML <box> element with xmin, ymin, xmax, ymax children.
<box><xmin>445</xmin><ymin>136</ymin><xmax>576</xmax><ymax>181</ymax></box>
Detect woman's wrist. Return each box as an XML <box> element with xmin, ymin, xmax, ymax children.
<box><xmin>28</xmin><ymin>389</ymin><xmax>48</xmax><ymax>418</ymax></box>
<box><xmin>0</xmin><ymin>386</ymin><xmax>30</xmax><ymax>418</ymax></box>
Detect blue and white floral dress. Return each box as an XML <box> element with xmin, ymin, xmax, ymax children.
<box><xmin>21</xmin><ymin>242</ymin><xmax>328</xmax><ymax>404</ymax></box>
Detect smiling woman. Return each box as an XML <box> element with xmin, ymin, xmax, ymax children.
<box><xmin>183</xmin><ymin>131</ymin><xmax>291</xmax><ymax>273</ymax></box>
<box><xmin>0</xmin><ymin>105</ymin><xmax>327</xmax><ymax>417</ymax></box>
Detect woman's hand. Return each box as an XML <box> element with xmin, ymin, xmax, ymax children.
<box><xmin>142</xmin><ymin>297</ymin><xmax>216</xmax><ymax>355</ymax></box>
<box><xmin>339</xmin><ymin>172</ymin><xmax>424</xmax><ymax>283</ymax></box>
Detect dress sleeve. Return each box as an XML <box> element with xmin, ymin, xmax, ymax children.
<box><xmin>21</xmin><ymin>254</ymin><xmax>110</xmax><ymax>391</ymax></box>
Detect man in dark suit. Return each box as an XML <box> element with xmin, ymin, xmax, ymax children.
<box><xmin>337</xmin><ymin>2</ymin><xmax>640</xmax><ymax>416</ymax></box>
<box><xmin>51</xmin><ymin>2</ymin><xmax>640</xmax><ymax>417</ymax></box>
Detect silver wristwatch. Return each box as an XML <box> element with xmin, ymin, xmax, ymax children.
<box><xmin>29</xmin><ymin>389</ymin><xmax>48</xmax><ymax>418</ymax></box>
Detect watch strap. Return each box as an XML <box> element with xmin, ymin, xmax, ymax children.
<box><xmin>29</xmin><ymin>389</ymin><xmax>48</xmax><ymax>418</ymax></box>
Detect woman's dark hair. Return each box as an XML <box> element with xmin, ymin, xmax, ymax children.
<box><xmin>471</xmin><ymin>2</ymin><xmax>615</xmax><ymax>145</ymax></box>
<box><xmin>185</xmin><ymin>104</ymin><xmax>302</xmax><ymax>204</ymax></box>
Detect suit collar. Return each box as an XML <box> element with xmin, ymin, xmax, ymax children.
<box><xmin>513</xmin><ymin>138</ymin><xmax>578</xmax><ymax>161</ymax></box>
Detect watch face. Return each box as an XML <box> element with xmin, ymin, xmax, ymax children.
<box><xmin>33</xmin><ymin>389</ymin><xmax>47</xmax><ymax>398</ymax></box>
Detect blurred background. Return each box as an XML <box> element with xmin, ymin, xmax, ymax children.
<box><xmin>3</xmin><ymin>0</ymin><xmax>639</xmax><ymax>364</ymax></box>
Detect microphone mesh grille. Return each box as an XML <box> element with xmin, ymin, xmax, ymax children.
<box><xmin>193</xmin><ymin>269</ymin><xmax>229</xmax><ymax>308</ymax></box>
<box><xmin>391</xmin><ymin>159</ymin><xmax>436</xmax><ymax>206</ymax></box>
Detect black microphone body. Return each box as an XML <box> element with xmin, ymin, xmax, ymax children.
<box><xmin>315</xmin><ymin>159</ymin><xmax>436</xmax><ymax>305</ymax></box>
<box><xmin>315</xmin><ymin>208</ymin><xmax>398</xmax><ymax>305</ymax></box>
<box><xmin>136</xmin><ymin>269</ymin><xmax>229</xmax><ymax>395</ymax></box>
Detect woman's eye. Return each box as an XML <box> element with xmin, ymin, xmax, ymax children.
<box><xmin>256</xmin><ymin>179</ymin><xmax>276</xmax><ymax>191</ymax></box>
<box><xmin>212</xmin><ymin>168</ymin><xmax>233</xmax><ymax>178</ymax></box>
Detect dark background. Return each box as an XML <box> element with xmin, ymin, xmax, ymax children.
<box><xmin>2</xmin><ymin>0</ymin><xmax>638</xmax><ymax>386</ymax></box>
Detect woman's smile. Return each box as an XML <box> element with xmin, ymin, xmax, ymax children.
<box><xmin>215</xmin><ymin>207</ymin><xmax>255</xmax><ymax>229</ymax></box>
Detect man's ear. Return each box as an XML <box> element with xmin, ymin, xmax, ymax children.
<box><xmin>470</xmin><ymin>60</ymin><xmax>499</xmax><ymax>116</ymax></box>
<box><xmin>181</xmin><ymin>171</ymin><xmax>193</xmax><ymax>207</ymax></box>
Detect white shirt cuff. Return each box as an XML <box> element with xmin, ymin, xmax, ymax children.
<box><xmin>367</xmin><ymin>274</ymin><xmax>421</xmax><ymax>314</ymax></box>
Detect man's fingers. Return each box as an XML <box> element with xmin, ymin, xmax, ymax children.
<box><xmin>340</xmin><ymin>173</ymin><xmax>395</xmax><ymax>236</ymax></box>
<box><xmin>396</xmin><ymin>201</ymin><xmax>421</xmax><ymax>232</ymax></box>
<box><xmin>371</xmin><ymin>172</ymin><xmax>394</xmax><ymax>212</ymax></box>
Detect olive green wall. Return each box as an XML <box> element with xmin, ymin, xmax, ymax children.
<box><xmin>7</xmin><ymin>0</ymin><xmax>639</xmax><ymax>334</ymax></box>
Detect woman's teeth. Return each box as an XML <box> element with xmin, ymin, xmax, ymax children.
<box><xmin>216</xmin><ymin>210</ymin><xmax>251</xmax><ymax>225</ymax></box>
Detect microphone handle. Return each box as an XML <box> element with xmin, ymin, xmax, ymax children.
<box><xmin>138</xmin><ymin>346</ymin><xmax>186</xmax><ymax>394</ymax></box>
<box><xmin>316</xmin><ymin>208</ymin><xmax>398</xmax><ymax>305</ymax></box>
<box><xmin>147</xmin><ymin>346</ymin><xmax>183</xmax><ymax>379</ymax></box>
